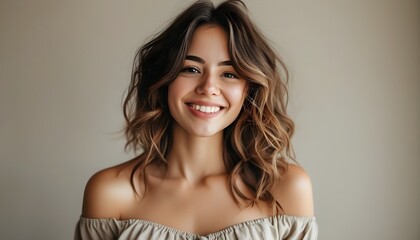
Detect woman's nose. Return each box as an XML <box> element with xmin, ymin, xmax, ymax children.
<box><xmin>195</xmin><ymin>72</ymin><xmax>221</xmax><ymax>96</ymax></box>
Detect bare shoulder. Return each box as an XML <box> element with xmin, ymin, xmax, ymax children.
<box><xmin>271</xmin><ymin>163</ymin><xmax>314</xmax><ymax>217</ymax></box>
<box><xmin>81</xmin><ymin>161</ymin><xmax>137</xmax><ymax>219</ymax></box>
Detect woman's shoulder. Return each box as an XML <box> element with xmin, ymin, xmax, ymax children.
<box><xmin>81</xmin><ymin>161</ymin><xmax>137</xmax><ymax>219</ymax></box>
<box><xmin>271</xmin><ymin>163</ymin><xmax>315</xmax><ymax>217</ymax></box>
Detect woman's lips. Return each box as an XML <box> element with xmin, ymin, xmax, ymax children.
<box><xmin>185</xmin><ymin>103</ymin><xmax>225</xmax><ymax>118</ymax></box>
<box><xmin>188</xmin><ymin>103</ymin><xmax>221</xmax><ymax>113</ymax></box>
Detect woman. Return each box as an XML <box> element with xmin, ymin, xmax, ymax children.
<box><xmin>75</xmin><ymin>0</ymin><xmax>317</xmax><ymax>239</ymax></box>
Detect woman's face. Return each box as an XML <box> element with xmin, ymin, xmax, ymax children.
<box><xmin>168</xmin><ymin>24</ymin><xmax>247</xmax><ymax>137</ymax></box>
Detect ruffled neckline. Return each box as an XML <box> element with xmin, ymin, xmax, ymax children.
<box><xmin>80</xmin><ymin>214</ymin><xmax>316</xmax><ymax>238</ymax></box>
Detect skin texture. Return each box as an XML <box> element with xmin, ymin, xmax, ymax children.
<box><xmin>82</xmin><ymin>25</ymin><xmax>314</xmax><ymax>235</ymax></box>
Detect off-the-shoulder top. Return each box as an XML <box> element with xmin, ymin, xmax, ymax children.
<box><xmin>74</xmin><ymin>215</ymin><xmax>317</xmax><ymax>240</ymax></box>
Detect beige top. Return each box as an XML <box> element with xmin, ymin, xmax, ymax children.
<box><xmin>74</xmin><ymin>215</ymin><xmax>317</xmax><ymax>240</ymax></box>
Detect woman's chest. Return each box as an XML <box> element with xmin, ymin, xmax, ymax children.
<box><xmin>120</xmin><ymin>178</ymin><xmax>270</xmax><ymax>235</ymax></box>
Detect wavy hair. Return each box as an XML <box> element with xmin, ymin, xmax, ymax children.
<box><xmin>123</xmin><ymin>0</ymin><xmax>295</xmax><ymax>214</ymax></box>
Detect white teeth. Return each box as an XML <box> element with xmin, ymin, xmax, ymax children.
<box><xmin>190</xmin><ymin>104</ymin><xmax>221</xmax><ymax>113</ymax></box>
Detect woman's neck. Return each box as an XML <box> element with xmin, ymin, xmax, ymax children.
<box><xmin>164</xmin><ymin>123</ymin><xmax>226</xmax><ymax>185</ymax></box>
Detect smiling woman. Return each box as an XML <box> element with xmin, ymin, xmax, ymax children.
<box><xmin>74</xmin><ymin>0</ymin><xmax>317</xmax><ymax>239</ymax></box>
<box><xmin>168</xmin><ymin>25</ymin><xmax>247</xmax><ymax>138</ymax></box>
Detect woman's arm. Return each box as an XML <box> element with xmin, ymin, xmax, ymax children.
<box><xmin>271</xmin><ymin>164</ymin><xmax>315</xmax><ymax>217</ymax></box>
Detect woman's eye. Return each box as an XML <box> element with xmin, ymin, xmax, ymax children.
<box><xmin>223</xmin><ymin>72</ymin><xmax>239</xmax><ymax>79</ymax></box>
<box><xmin>181</xmin><ymin>67</ymin><xmax>200</xmax><ymax>74</ymax></box>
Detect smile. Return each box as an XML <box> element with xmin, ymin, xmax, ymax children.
<box><xmin>187</xmin><ymin>103</ymin><xmax>223</xmax><ymax>113</ymax></box>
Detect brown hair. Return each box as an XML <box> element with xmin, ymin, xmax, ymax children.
<box><xmin>123</xmin><ymin>0</ymin><xmax>295</xmax><ymax>214</ymax></box>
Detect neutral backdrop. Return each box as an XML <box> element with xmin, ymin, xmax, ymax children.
<box><xmin>1</xmin><ymin>0</ymin><xmax>419</xmax><ymax>239</ymax></box>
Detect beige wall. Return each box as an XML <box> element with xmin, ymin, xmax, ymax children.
<box><xmin>1</xmin><ymin>0</ymin><xmax>419</xmax><ymax>239</ymax></box>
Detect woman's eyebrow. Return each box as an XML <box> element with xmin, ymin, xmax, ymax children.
<box><xmin>186</xmin><ymin>55</ymin><xmax>205</xmax><ymax>63</ymax></box>
<box><xmin>218</xmin><ymin>60</ymin><xmax>232</xmax><ymax>66</ymax></box>
<box><xmin>186</xmin><ymin>55</ymin><xmax>232</xmax><ymax>66</ymax></box>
